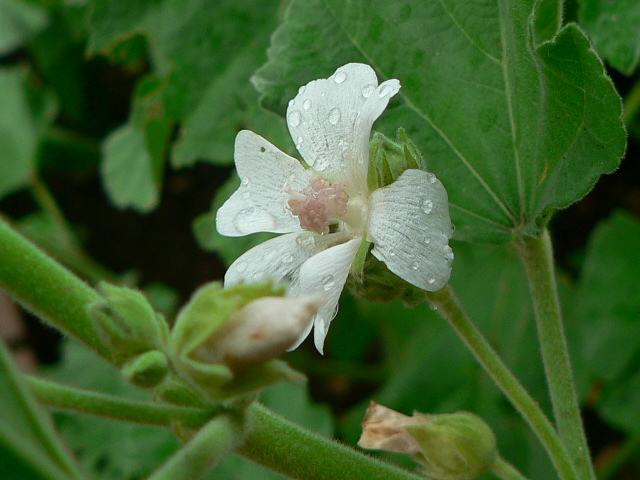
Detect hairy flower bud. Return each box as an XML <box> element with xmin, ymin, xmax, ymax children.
<box><xmin>359</xmin><ymin>403</ymin><xmax>497</xmax><ymax>480</ymax></box>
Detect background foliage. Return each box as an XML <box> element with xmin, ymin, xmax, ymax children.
<box><xmin>0</xmin><ymin>0</ymin><xmax>638</xmax><ymax>478</ymax></box>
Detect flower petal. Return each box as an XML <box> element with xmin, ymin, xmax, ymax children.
<box><xmin>216</xmin><ymin>130</ymin><xmax>311</xmax><ymax>236</ymax></box>
<box><xmin>224</xmin><ymin>231</ymin><xmax>347</xmax><ymax>287</ymax></box>
<box><xmin>287</xmin><ymin>63</ymin><xmax>400</xmax><ymax>190</ymax></box>
<box><xmin>367</xmin><ymin>169</ymin><xmax>453</xmax><ymax>291</ymax></box>
<box><xmin>296</xmin><ymin>237</ymin><xmax>362</xmax><ymax>353</ymax></box>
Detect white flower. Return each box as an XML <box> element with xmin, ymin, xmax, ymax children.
<box><xmin>216</xmin><ymin>63</ymin><xmax>453</xmax><ymax>353</ymax></box>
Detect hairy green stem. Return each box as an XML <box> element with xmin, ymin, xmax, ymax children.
<box><xmin>0</xmin><ymin>218</ymin><xmax>112</xmax><ymax>361</ymax></box>
<box><xmin>491</xmin><ymin>456</ymin><xmax>528</xmax><ymax>480</ymax></box>
<box><xmin>149</xmin><ymin>415</ymin><xmax>243</xmax><ymax>480</ymax></box>
<box><xmin>517</xmin><ymin>229</ymin><xmax>595</xmax><ymax>480</ymax></box>
<box><xmin>27</xmin><ymin>376</ymin><xmax>422</xmax><ymax>480</ymax></box>
<box><xmin>26</xmin><ymin>376</ymin><xmax>215</xmax><ymax>428</ymax></box>
<box><xmin>426</xmin><ymin>287</ymin><xmax>577</xmax><ymax>480</ymax></box>
<box><xmin>239</xmin><ymin>403</ymin><xmax>422</xmax><ymax>480</ymax></box>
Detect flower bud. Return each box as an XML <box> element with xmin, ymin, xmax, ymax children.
<box><xmin>88</xmin><ymin>282</ymin><xmax>169</xmax><ymax>365</ymax></box>
<box><xmin>169</xmin><ymin>281</ymin><xmax>312</xmax><ymax>401</ymax></box>
<box><xmin>194</xmin><ymin>295</ymin><xmax>320</xmax><ymax>369</ymax></box>
<box><xmin>359</xmin><ymin>403</ymin><xmax>497</xmax><ymax>480</ymax></box>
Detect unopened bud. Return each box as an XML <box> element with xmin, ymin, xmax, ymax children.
<box><xmin>359</xmin><ymin>403</ymin><xmax>497</xmax><ymax>480</ymax></box>
<box><xmin>194</xmin><ymin>295</ymin><xmax>319</xmax><ymax>368</ymax></box>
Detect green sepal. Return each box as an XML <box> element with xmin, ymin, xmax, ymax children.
<box><xmin>87</xmin><ymin>282</ymin><xmax>169</xmax><ymax>365</ymax></box>
<box><xmin>348</xmin><ymin>253</ymin><xmax>425</xmax><ymax>307</ymax></box>
<box><xmin>367</xmin><ymin>128</ymin><xmax>425</xmax><ymax>191</ymax></box>
<box><xmin>154</xmin><ymin>373</ymin><xmax>211</xmax><ymax>408</ymax></box>
<box><xmin>121</xmin><ymin>350</ymin><xmax>169</xmax><ymax>388</ymax></box>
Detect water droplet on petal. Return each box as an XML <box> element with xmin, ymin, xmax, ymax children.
<box><xmin>362</xmin><ymin>84</ymin><xmax>375</xmax><ymax>98</ymax></box>
<box><xmin>236</xmin><ymin>261</ymin><xmax>247</xmax><ymax>273</ymax></box>
<box><xmin>289</xmin><ymin>110</ymin><xmax>301</xmax><ymax>127</ymax></box>
<box><xmin>411</xmin><ymin>262</ymin><xmax>419</xmax><ymax>271</ymax></box>
<box><xmin>303</xmin><ymin>99</ymin><xmax>312</xmax><ymax>110</ymax></box>
<box><xmin>427</xmin><ymin>173</ymin><xmax>437</xmax><ymax>184</ymax></box>
<box><xmin>428</xmin><ymin>277</ymin><xmax>436</xmax><ymax>285</ymax></box>
<box><xmin>378</xmin><ymin>84</ymin><xmax>392</xmax><ymax>97</ymax></box>
<box><xmin>241</xmin><ymin>176</ymin><xmax>249</xmax><ymax>187</ymax></box>
<box><xmin>299</xmin><ymin>85</ymin><xmax>306</xmax><ymax>94</ymax></box>
<box><xmin>288</xmin><ymin>99</ymin><xmax>295</xmax><ymax>107</ymax></box>
<box><xmin>282</xmin><ymin>253</ymin><xmax>294</xmax><ymax>265</ymax></box>
<box><xmin>421</xmin><ymin>199</ymin><xmax>433</xmax><ymax>214</ymax></box>
<box><xmin>334</xmin><ymin>71</ymin><xmax>347</xmax><ymax>84</ymax></box>
<box><xmin>322</xmin><ymin>274</ymin><xmax>336</xmax><ymax>291</ymax></box>
<box><xmin>424</xmin><ymin>238</ymin><xmax>431</xmax><ymax>245</ymax></box>
<box><xmin>328</xmin><ymin>107</ymin><xmax>341</xmax><ymax>125</ymax></box>
<box><xmin>444</xmin><ymin>245</ymin><xmax>454</xmax><ymax>262</ymax></box>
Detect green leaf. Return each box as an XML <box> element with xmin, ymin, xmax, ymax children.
<box><xmin>0</xmin><ymin>341</ymin><xmax>84</xmax><ymax>480</ymax></box>
<box><xmin>572</xmin><ymin>211</ymin><xmax>640</xmax><ymax>433</ymax></box>
<box><xmin>0</xmin><ymin>0</ymin><xmax>47</xmax><ymax>55</ymax></box>
<box><xmin>193</xmin><ymin>173</ymin><xmax>274</xmax><ymax>265</ymax></box>
<box><xmin>579</xmin><ymin>0</ymin><xmax>640</xmax><ymax>75</ymax></box>
<box><xmin>253</xmin><ymin>0</ymin><xmax>626</xmax><ymax>243</ymax></box>
<box><xmin>101</xmin><ymin>76</ymin><xmax>172</xmax><ymax>212</ymax></box>
<box><xmin>88</xmin><ymin>0</ymin><xmax>289</xmax><ymax>170</ymax></box>
<box><xmin>0</xmin><ymin>67</ymin><xmax>56</xmax><ymax>200</ymax></box>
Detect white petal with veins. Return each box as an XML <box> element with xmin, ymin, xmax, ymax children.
<box><xmin>368</xmin><ymin>169</ymin><xmax>453</xmax><ymax>291</ymax></box>
<box><xmin>296</xmin><ymin>237</ymin><xmax>362</xmax><ymax>353</ymax></box>
<box><xmin>216</xmin><ymin>130</ymin><xmax>311</xmax><ymax>236</ymax></box>
<box><xmin>286</xmin><ymin>63</ymin><xmax>400</xmax><ymax>191</ymax></box>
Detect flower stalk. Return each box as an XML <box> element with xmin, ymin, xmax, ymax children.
<box><xmin>517</xmin><ymin>229</ymin><xmax>595</xmax><ymax>480</ymax></box>
<box><xmin>426</xmin><ymin>286</ymin><xmax>578</xmax><ymax>480</ymax></box>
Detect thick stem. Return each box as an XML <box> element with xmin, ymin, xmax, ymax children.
<box><xmin>27</xmin><ymin>376</ymin><xmax>422</xmax><ymax>480</ymax></box>
<box><xmin>148</xmin><ymin>415</ymin><xmax>243</xmax><ymax>480</ymax></box>
<box><xmin>517</xmin><ymin>229</ymin><xmax>595</xmax><ymax>480</ymax></box>
<box><xmin>240</xmin><ymin>403</ymin><xmax>422</xmax><ymax>480</ymax></box>
<box><xmin>426</xmin><ymin>287</ymin><xmax>577</xmax><ymax>480</ymax></box>
<box><xmin>491</xmin><ymin>456</ymin><xmax>529</xmax><ymax>480</ymax></box>
<box><xmin>0</xmin><ymin>219</ymin><xmax>112</xmax><ymax>361</ymax></box>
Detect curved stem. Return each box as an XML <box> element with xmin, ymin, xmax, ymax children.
<box><xmin>27</xmin><ymin>376</ymin><xmax>422</xmax><ymax>480</ymax></box>
<box><xmin>0</xmin><ymin>218</ymin><xmax>112</xmax><ymax>361</ymax></box>
<box><xmin>426</xmin><ymin>287</ymin><xmax>578</xmax><ymax>480</ymax></box>
<box><xmin>149</xmin><ymin>415</ymin><xmax>243</xmax><ymax>480</ymax></box>
<box><xmin>517</xmin><ymin>229</ymin><xmax>595</xmax><ymax>480</ymax></box>
<box><xmin>491</xmin><ymin>456</ymin><xmax>528</xmax><ymax>480</ymax></box>
<box><xmin>26</xmin><ymin>376</ymin><xmax>216</xmax><ymax>428</ymax></box>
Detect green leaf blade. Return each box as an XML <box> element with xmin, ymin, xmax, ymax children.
<box><xmin>254</xmin><ymin>0</ymin><xmax>626</xmax><ymax>243</ymax></box>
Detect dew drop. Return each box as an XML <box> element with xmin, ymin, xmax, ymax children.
<box><xmin>321</xmin><ymin>274</ymin><xmax>336</xmax><ymax>291</ymax></box>
<box><xmin>421</xmin><ymin>199</ymin><xmax>433</xmax><ymax>214</ymax></box>
<box><xmin>362</xmin><ymin>84</ymin><xmax>375</xmax><ymax>98</ymax></box>
<box><xmin>299</xmin><ymin>85</ymin><xmax>307</xmax><ymax>94</ymax></box>
<box><xmin>334</xmin><ymin>71</ymin><xmax>347</xmax><ymax>84</ymax></box>
<box><xmin>378</xmin><ymin>84</ymin><xmax>392</xmax><ymax>97</ymax></box>
<box><xmin>288</xmin><ymin>99</ymin><xmax>295</xmax><ymax>107</ymax></box>
<box><xmin>427</xmin><ymin>173</ymin><xmax>436</xmax><ymax>184</ymax></box>
<box><xmin>236</xmin><ymin>261</ymin><xmax>247</xmax><ymax>273</ymax></box>
<box><xmin>411</xmin><ymin>262</ymin><xmax>419</xmax><ymax>271</ymax></box>
<box><xmin>289</xmin><ymin>110</ymin><xmax>301</xmax><ymax>127</ymax></box>
<box><xmin>296</xmin><ymin>136</ymin><xmax>304</xmax><ymax>149</ymax></box>
<box><xmin>424</xmin><ymin>238</ymin><xmax>431</xmax><ymax>245</ymax></box>
<box><xmin>282</xmin><ymin>253</ymin><xmax>294</xmax><ymax>264</ymax></box>
<box><xmin>241</xmin><ymin>176</ymin><xmax>249</xmax><ymax>187</ymax></box>
<box><xmin>444</xmin><ymin>245</ymin><xmax>454</xmax><ymax>262</ymax></box>
<box><xmin>328</xmin><ymin>107</ymin><xmax>341</xmax><ymax>125</ymax></box>
<box><xmin>303</xmin><ymin>99</ymin><xmax>312</xmax><ymax>110</ymax></box>
<box><xmin>428</xmin><ymin>277</ymin><xmax>436</xmax><ymax>285</ymax></box>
